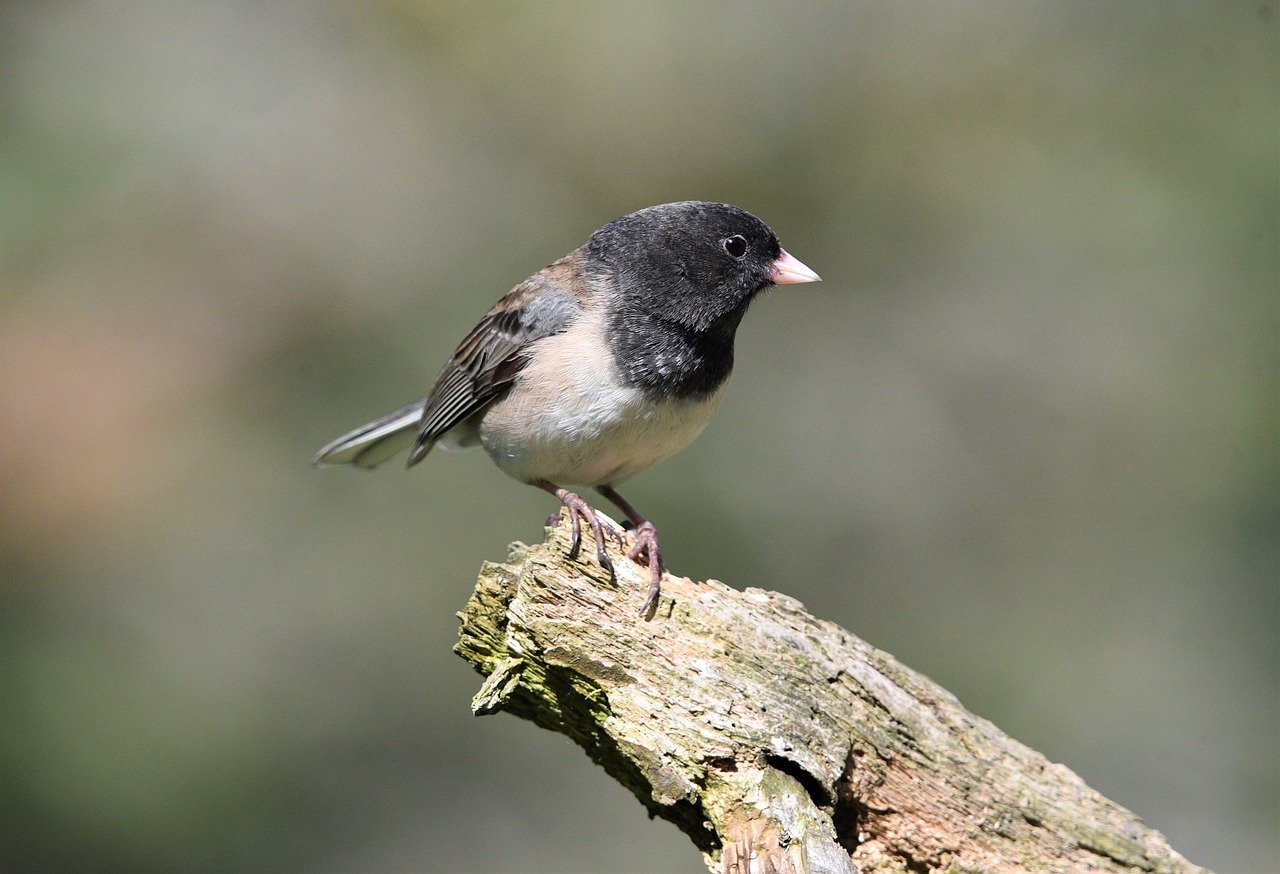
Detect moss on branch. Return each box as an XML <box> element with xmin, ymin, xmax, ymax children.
<box><xmin>455</xmin><ymin>520</ymin><xmax>1207</xmax><ymax>874</ymax></box>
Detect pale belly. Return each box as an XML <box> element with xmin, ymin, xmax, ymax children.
<box><xmin>474</xmin><ymin>329</ymin><xmax>727</xmax><ymax>487</ymax></box>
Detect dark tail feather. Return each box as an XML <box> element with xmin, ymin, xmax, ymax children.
<box><xmin>312</xmin><ymin>398</ymin><xmax>426</xmax><ymax>470</ymax></box>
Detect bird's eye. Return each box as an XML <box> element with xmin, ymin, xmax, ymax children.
<box><xmin>721</xmin><ymin>235</ymin><xmax>747</xmax><ymax>259</ymax></box>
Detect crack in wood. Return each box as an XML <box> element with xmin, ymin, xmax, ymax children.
<box><xmin>455</xmin><ymin>522</ymin><xmax>1210</xmax><ymax>874</ymax></box>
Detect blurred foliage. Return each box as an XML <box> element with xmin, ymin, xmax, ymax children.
<box><xmin>1</xmin><ymin>2</ymin><xmax>1275</xmax><ymax>871</ymax></box>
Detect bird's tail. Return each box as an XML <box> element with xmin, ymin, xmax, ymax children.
<box><xmin>312</xmin><ymin>398</ymin><xmax>426</xmax><ymax>470</ymax></box>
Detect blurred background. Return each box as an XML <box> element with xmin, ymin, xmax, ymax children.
<box><xmin>1</xmin><ymin>2</ymin><xmax>1275</xmax><ymax>871</ymax></box>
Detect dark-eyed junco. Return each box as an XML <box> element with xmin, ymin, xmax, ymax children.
<box><xmin>314</xmin><ymin>201</ymin><xmax>819</xmax><ymax>614</ymax></box>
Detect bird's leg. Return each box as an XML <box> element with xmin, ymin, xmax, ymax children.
<box><xmin>597</xmin><ymin>485</ymin><xmax>664</xmax><ymax>615</ymax></box>
<box><xmin>533</xmin><ymin>480</ymin><xmax>615</xmax><ymax>577</ymax></box>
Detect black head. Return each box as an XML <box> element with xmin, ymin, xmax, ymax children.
<box><xmin>587</xmin><ymin>202</ymin><xmax>818</xmax><ymax>400</ymax></box>
<box><xmin>585</xmin><ymin>201</ymin><xmax>786</xmax><ymax>332</ymax></box>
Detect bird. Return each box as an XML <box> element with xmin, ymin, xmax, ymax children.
<box><xmin>313</xmin><ymin>201</ymin><xmax>819</xmax><ymax>615</ymax></box>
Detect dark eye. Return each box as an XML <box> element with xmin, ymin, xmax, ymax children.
<box><xmin>721</xmin><ymin>235</ymin><xmax>747</xmax><ymax>259</ymax></box>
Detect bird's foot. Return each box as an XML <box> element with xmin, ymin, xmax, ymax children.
<box><xmin>628</xmin><ymin>521</ymin><xmax>665</xmax><ymax>616</ymax></box>
<box><xmin>554</xmin><ymin>490</ymin><xmax>620</xmax><ymax>579</ymax></box>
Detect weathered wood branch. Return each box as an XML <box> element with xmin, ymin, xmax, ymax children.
<box><xmin>455</xmin><ymin>520</ymin><xmax>1207</xmax><ymax>873</ymax></box>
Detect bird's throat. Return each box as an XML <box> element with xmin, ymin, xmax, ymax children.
<box><xmin>606</xmin><ymin>308</ymin><xmax>740</xmax><ymax>401</ymax></box>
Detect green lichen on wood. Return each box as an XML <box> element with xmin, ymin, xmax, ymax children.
<box><xmin>455</xmin><ymin>549</ymin><xmax>719</xmax><ymax>851</ymax></box>
<box><xmin>454</xmin><ymin>523</ymin><xmax>1208</xmax><ymax>874</ymax></box>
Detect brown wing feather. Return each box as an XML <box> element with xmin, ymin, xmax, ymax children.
<box><xmin>406</xmin><ymin>256</ymin><xmax>585</xmax><ymax>466</ymax></box>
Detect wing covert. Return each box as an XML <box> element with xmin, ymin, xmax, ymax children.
<box><xmin>407</xmin><ymin>267</ymin><xmax>583</xmax><ymax>466</ymax></box>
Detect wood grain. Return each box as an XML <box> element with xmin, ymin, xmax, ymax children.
<box><xmin>455</xmin><ymin>520</ymin><xmax>1207</xmax><ymax>874</ymax></box>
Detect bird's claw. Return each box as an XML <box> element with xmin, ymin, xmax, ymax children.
<box><xmin>556</xmin><ymin>490</ymin><xmax>615</xmax><ymax>580</ymax></box>
<box><xmin>629</xmin><ymin>521</ymin><xmax>664</xmax><ymax>616</ymax></box>
<box><xmin>546</xmin><ymin>485</ymin><xmax>663</xmax><ymax>609</ymax></box>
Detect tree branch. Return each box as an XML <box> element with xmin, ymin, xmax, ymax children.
<box><xmin>455</xmin><ymin>520</ymin><xmax>1207</xmax><ymax>873</ymax></box>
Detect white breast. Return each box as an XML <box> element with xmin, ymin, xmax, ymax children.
<box><xmin>476</xmin><ymin>310</ymin><xmax>727</xmax><ymax>487</ymax></box>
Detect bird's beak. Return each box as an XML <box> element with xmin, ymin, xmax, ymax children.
<box><xmin>768</xmin><ymin>249</ymin><xmax>821</xmax><ymax>284</ymax></box>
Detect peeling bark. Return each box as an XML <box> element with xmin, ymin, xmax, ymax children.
<box><xmin>454</xmin><ymin>521</ymin><xmax>1208</xmax><ymax>874</ymax></box>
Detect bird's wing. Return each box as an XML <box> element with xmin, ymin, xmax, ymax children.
<box><xmin>407</xmin><ymin>258</ymin><xmax>585</xmax><ymax>466</ymax></box>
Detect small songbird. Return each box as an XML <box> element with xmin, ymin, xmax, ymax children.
<box><xmin>314</xmin><ymin>201</ymin><xmax>819</xmax><ymax>614</ymax></box>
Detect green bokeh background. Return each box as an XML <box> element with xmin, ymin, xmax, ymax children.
<box><xmin>2</xmin><ymin>3</ymin><xmax>1275</xmax><ymax>871</ymax></box>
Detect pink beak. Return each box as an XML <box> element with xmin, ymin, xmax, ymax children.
<box><xmin>767</xmin><ymin>249</ymin><xmax>821</xmax><ymax>285</ymax></box>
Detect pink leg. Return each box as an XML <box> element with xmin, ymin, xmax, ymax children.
<box><xmin>597</xmin><ymin>485</ymin><xmax>665</xmax><ymax>615</ymax></box>
<box><xmin>534</xmin><ymin>480</ymin><xmax>617</xmax><ymax>576</ymax></box>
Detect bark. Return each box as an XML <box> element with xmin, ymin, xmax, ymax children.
<box><xmin>455</xmin><ymin>520</ymin><xmax>1208</xmax><ymax>874</ymax></box>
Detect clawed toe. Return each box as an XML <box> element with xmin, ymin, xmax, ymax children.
<box><xmin>592</xmin><ymin>532</ymin><xmax>615</xmax><ymax>579</ymax></box>
<box><xmin>629</xmin><ymin>522</ymin><xmax>664</xmax><ymax>616</ymax></box>
<box><xmin>537</xmin><ymin>482</ymin><xmax>668</xmax><ymax>613</ymax></box>
<box><xmin>540</xmin><ymin>483</ymin><xmax>616</xmax><ymax>580</ymax></box>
